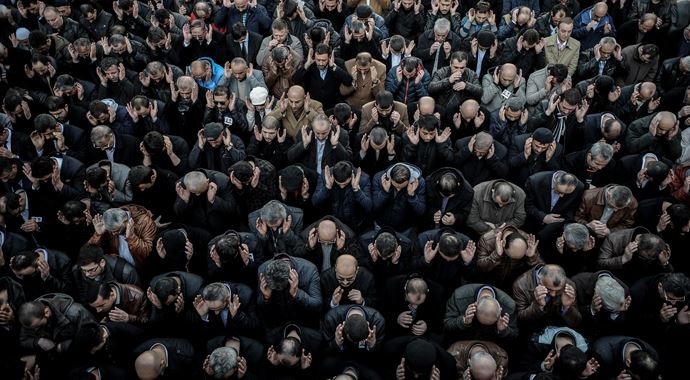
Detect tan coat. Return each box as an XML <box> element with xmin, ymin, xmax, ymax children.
<box><xmin>512</xmin><ymin>264</ymin><xmax>582</xmax><ymax>327</ymax></box>
<box><xmin>346</xmin><ymin>0</ymin><xmax>390</xmax><ymax>16</ymax></box>
<box><xmin>340</xmin><ymin>58</ymin><xmax>387</xmax><ymax>110</ymax></box>
<box><xmin>476</xmin><ymin>226</ymin><xmax>544</xmax><ymax>288</ymax></box>
<box><xmin>268</xmin><ymin>100</ymin><xmax>325</xmax><ymax>138</ymax></box>
<box><xmin>543</xmin><ymin>35</ymin><xmax>580</xmax><ymax>77</ymax></box>
<box><xmin>575</xmin><ymin>186</ymin><xmax>638</xmax><ymax>232</ymax></box>
<box><xmin>447</xmin><ymin>341</ymin><xmax>509</xmax><ymax>379</ymax></box>
<box><xmin>359</xmin><ymin>100</ymin><xmax>409</xmax><ymax>135</ymax></box>
<box><xmin>88</xmin><ymin>204</ymin><xmax>157</xmax><ymax>269</ymax></box>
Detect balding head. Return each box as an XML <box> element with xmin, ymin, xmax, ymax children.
<box><xmin>499</xmin><ymin>64</ymin><xmax>517</xmax><ymax>87</ymax></box>
<box><xmin>639</xmin><ymin>82</ymin><xmax>657</xmax><ymax>100</ymax></box>
<box><xmin>335</xmin><ymin>254</ymin><xmax>358</xmax><ymax>287</ymax></box>
<box><xmin>418</xmin><ymin>96</ymin><xmax>435</xmax><ymax>115</ymax></box>
<box><xmin>476</xmin><ymin>296</ymin><xmax>501</xmax><ymax>326</ymax></box>
<box><xmin>318</xmin><ymin>219</ymin><xmax>337</xmax><ymax>243</ymax></box>
<box><xmin>287</xmin><ymin>86</ymin><xmax>306</xmax><ymax>111</ymax></box>
<box><xmin>593</xmin><ymin>2</ymin><xmax>608</xmax><ymax>17</ymax></box>
<box><xmin>469</xmin><ymin>351</ymin><xmax>498</xmax><ymax>380</ymax></box>
<box><xmin>461</xmin><ymin>99</ymin><xmax>480</xmax><ymax>119</ymax></box>
<box><xmin>135</xmin><ymin>350</ymin><xmax>165</xmax><ymax>380</ymax></box>
<box><xmin>652</xmin><ymin>111</ymin><xmax>678</xmax><ymax>138</ymax></box>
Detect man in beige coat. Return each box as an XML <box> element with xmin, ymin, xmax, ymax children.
<box><xmin>268</xmin><ymin>85</ymin><xmax>325</xmax><ymax>138</ymax></box>
<box><xmin>543</xmin><ymin>17</ymin><xmax>580</xmax><ymax>77</ymax></box>
<box><xmin>359</xmin><ymin>91</ymin><xmax>409</xmax><ymax>135</ymax></box>
<box><xmin>340</xmin><ymin>52</ymin><xmax>387</xmax><ymax>110</ymax></box>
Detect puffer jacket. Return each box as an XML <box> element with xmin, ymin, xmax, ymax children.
<box><xmin>385</xmin><ymin>64</ymin><xmax>431</xmax><ymax>104</ymax></box>
<box><xmin>19</xmin><ymin>293</ymin><xmax>95</xmax><ymax>352</ymax></box>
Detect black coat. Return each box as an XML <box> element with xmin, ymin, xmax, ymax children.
<box><xmin>292</xmin><ymin>65</ymin><xmax>353</xmax><ymax>111</ymax></box>
<box><xmin>225</xmin><ymin>30</ymin><xmax>263</xmax><ymax>66</ymax></box>
<box><xmin>616</xmin><ymin>153</ymin><xmax>673</xmax><ymax>201</ymax></box>
<box><xmin>508</xmin><ymin>133</ymin><xmax>564</xmax><ymax>187</ymax></box>
<box><xmin>454</xmin><ymin>137</ymin><xmax>509</xmax><ymax>186</ymax></box>
<box><xmin>414</xmin><ymin>30</ymin><xmax>463</xmax><ymax>74</ymax></box>
<box><xmin>571</xmin><ymin>271</ymin><xmax>630</xmax><ymax>339</ymax></box>
<box><xmin>524</xmin><ymin>170</ymin><xmax>585</xmax><ymax>227</ymax></box>
<box><xmin>322</xmin><ymin>305</ymin><xmax>386</xmax><ymax>353</ymax></box>
<box><xmin>583</xmin><ymin>112</ymin><xmax>627</xmax><ymax>152</ymax></box>
<box><xmin>85</xmin><ymin>132</ymin><xmax>143</xmax><ymax>168</ymax></box>
<box><xmin>320</xmin><ymin>266</ymin><xmax>378</xmax><ymax>310</ymax></box>
<box><xmin>207</xmin><ymin>230</ymin><xmax>265</xmax><ymax>288</ymax></box>
<box><xmin>565</xmin><ymin>148</ymin><xmax>618</xmax><ymax>188</ymax></box>
<box><xmin>424</xmin><ymin>167</ymin><xmax>474</xmax><ymax>229</ymax></box>
<box><xmin>591</xmin><ymin>335</ymin><xmax>658</xmax><ymax>379</ymax></box>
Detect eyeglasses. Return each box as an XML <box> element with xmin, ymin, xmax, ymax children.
<box><xmin>81</xmin><ymin>264</ymin><xmax>101</xmax><ymax>275</ymax></box>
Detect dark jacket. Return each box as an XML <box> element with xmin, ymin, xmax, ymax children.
<box><xmin>656</xmin><ymin>57</ymin><xmax>690</xmax><ymax>94</ymax></box>
<box><xmin>508</xmin><ymin>133</ymin><xmax>564</xmax><ymax>186</ymax></box>
<box><xmin>576</xmin><ymin>49</ymin><xmax>625</xmax><ymax>82</ymax></box>
<box><xmin>371</xmin><ymin>163</ymin><xmax>427</xmax><ymax>232</ymax></box>
<box><xmin>214</xmin><ymin>4</ymin><xmax>272</xmax><ymax>35</ymax></box>
<box><xmin>248</xmin><ymin>203</ymin><xmax>305</xmax><ymax>259</ymax></box>
<box><xmin>71</xmin><ymin>255</ymin><xmax>140</xmax><ymax>303</ymax></box>
<box><xmin>591</xmin><ymin>335</ymin><xmax>658</xmax><ymax>379</ymax></box>
<box><xmin>19</xmin><ymin>293</ymin><xmax>95</xmax><ymax>352</ymax></box>
<box><xmin>572</xmin><ymin>6</ymin><xmax>617</xmax><ymax>50</ymax></box>
<box><xmin>571</xmin><ymin>271</ymin><xmax>630</xmax><ymax>338</ymax></box>
<box><xmin>80</xmin><ymin>11</ymin><xmax>115</xmax><ymax>40</ymax></box>
<box><xmin>412</xmin><ymin>229</ymin><xmax>476</xmax><ymax>294</ymax></box>
<box><xmin>173</xmin><ymin>169</ymin><xmax>237</xmax><ymax>236</ymax></box>
<box><xmin>321</xmin><ymin>265</ymin><xmax>378</xmax><ymax>310</ymax></box>
<box><xmin>414</xmin><ymin>30</ymin><xmax>463</xmax><ymax>74</ymax></box>
<box><xmin>322</xmin><ymin>305</ymin><xmax>386</xmax><ymax>353</ymax></box>
<box><xmin>298</xmin><ymin>216</ymin><xmax>365</xmax><ymax>271</ymax></box>
<box><xmin>444</xmin><ymin>283</ymin><xmax>518</xmax><ymax>342</ymax></box>
<box><xmin>358</xmin><ymin>228</ymin><xmax>414</xmax><ymax>281</ymax></box>
<box><xmin>256</xmin><ymin>255</ymin><xmax>323</xmax><ymax>328</ymax></box>
<box><xmin>455</xmin><ymin>137</ymin><xmax>509</xmax><ymax>186</ymax></box>
<box><xmin>383</xmin><ymin>275</ymin><xmax>445</xmax><ymax>338</ymax></box>
<box><xmin>597</xmin><ymin>227</ymin><xmax>673</xmax><ymax>283</ymax></box>
<box><xmin>85</xmin><ymin>132</ymin><xmax>142</xmax><ymax>168</ymax></box>
<box><xmin>524</xmin><ymin>171</ymin><xmax>585</xmax><ymax>226</ymax></box>
<box><xmin>500</xmin><ymin>35</ymin><xmax>546</xmax><ymax>78</ymax></box>
<box><xmin>424</xmin><ymin>167</ymin><xmax>474</xmax><ymax>229</ymax></box>
<box><xmin>384</xmin><ymin>7</ymin><xmax>426</xmax><ymax>41</ymax></box>
<box><xmin>292</xmin><ymin>64</ymin><xmax>353</xmax><ymax>111</ymax></box>
<box><xmin>384</xmin><ymin>65</ymin><xmax>431</xmax><ymax>104</ymax></box>
<box><xmin>616</xmin><ymin>153</ymin><xmax>673</xmax><ymax>201</ymax></box>
<box><xmin>225</xmin><ymin>30</ymin><xmax>263</xmax><ymax>67</ymax></box>
<box><xmin>625</xmin><ymin>113</ymin><xmax>682</xmax><ymax>162</ymax></box>
<box><xmin>147</xmin><ymin>272</ymin><xmax>204</xmax><ymax>338</ymax></box>
<box><xmin>401</xmin><ymin>131</ymin><xmax>454</xmax><ymax>176</ymax></box>
<box><xmin>528</xmin><ymin>99</ymin><xmax>585</xmax><ymax>154</ymax></box>
<box><xmin>9</xmin><ymin>249</ymin><xmax>72</xmax><ymax>300</ymax></box>
<box><xmin>312</xmin><ymin>172</ymin><xmax>373</xmax><ymax>234</ymax></box>
<box><xmin>286</xmin><ymin>129</ymin><xmax>351</xmax><ymax>173</ymax></box>
<box><xmin>565</xmin><ymin>148</ymin><xmax>618</xmax><ymax>188</ymax></box>
<box><xmin>575</xmin><ymin>186</ymin><xmax>638</xmax><ymax>231</ymax></box>
<box><xmin>207</xmin><ymin>230</ymin><xmax>265</xmax><ymax>288</ymax></box>
<box><xmin>428</xmin><ymin>66</ymin><xmax>483</xmax><ymax>112</ymax></box>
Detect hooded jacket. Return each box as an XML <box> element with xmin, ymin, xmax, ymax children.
<box><xmin>372</xmin><ymin>163</ymin><xmax>426</xmax><ymax>232</ymax></box>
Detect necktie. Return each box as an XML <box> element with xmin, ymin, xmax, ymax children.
<box><xmin>241</xmin><ymin>42</ymin><xmax>247</xmax><ymax>60</ymax></box>
<box><xmin>432</xmin><ymin>47</ymin><xmax>441</xmax><ymax>74</ymax></box>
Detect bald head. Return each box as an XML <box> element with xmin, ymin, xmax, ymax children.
<box><xmin>335</xmin><ymin>254</ymin><xmax>357</xmax><ymax>274</ymax></box>
<box><xmin>461</xmin><ymin>99</ymin><xmax>480</xmax><ymax>119</ymax></box>
<box><xmin>288</xmin><ymin>85</ymin><xmax>305</xmax><ymax>99</ymax></box>
<box><xmin>470</xmin><ymin>351</ymin><xmax>498</xmax><ymax>380</ymax></box>
<box><xmin>652</xmin><ymin>111</ymin><xmax>678</xmax><ymax>137</ymax></box>
<box><xmin>476</xmin><ymin>297</ymin><xmax>501</xmax><ymax>325</ymax></box>
<box><xmin>418</xmin><ymin>96</ymin><xmax>435</xmax><ymax>115</ymax></box>
<box><xmin>318</xmin><ymin>220</ymin><xmax>337</xmax><ymax>242</ymax></box>
<box><xmin>499</xmin><ymin>64</ymin><xmax>517</xmax><ymax>86</ymax></box>
<box><xmin>593</xmin><ymin>2</ymin><xmax>608</xmax><ymax>17</ymax></box>
<box><xmin>135</xmin><ymin>350</ymin><xmax>165</xmax><ymax>380</ymax></box>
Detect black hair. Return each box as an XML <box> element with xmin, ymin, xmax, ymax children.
<box><xmin>128</xmin><ymin>166</ymin><xmax>155</xmax><ymax>188</ymax></box>
<box><xmin>143</xmin><ymin>131</ymin><xmax>165</xmax><ymax>155</ymax></box>
<box><xmin>85</xmin><ymin>167</ymin><xmax>108</xmax><ymax>188</ymax></box>
<box><xmin>78</xmin><ymin>244</ymin><xmax>105</xmax><ymax>266</ymax></box>
<box><xmin>332</xmin><ymin>161</ymin><xmax>353</xmax><ymax>182</ymax></box>
<box><xmin>375</xmin><ymin>91</ymin><xmax>394</xmax><ymax>109</ymax></box>
<box><xmin>344</xmin><ymin>314</ymin><xmax>368</xmax><ymax>341</ymax></box>
<box><xmin>30</xmin><ymin>157</ymin><xmax>55</xmax><ymax>179</ymax></box>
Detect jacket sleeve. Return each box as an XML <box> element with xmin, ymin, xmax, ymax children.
<box><xmin>354</xmin><ymin>176</ymin><xmax>373</xmax><ymax>212</ymax></box>
<box><xmin>294</xmin><ymin>267</ymin><xmax>323</xmax><ymax>312</ymax></box>
<box><xmin>443</xmin><ymin>295</ymin><xmax>469</xmax><ymax>333</ymax></box>
<box><xmin>465</xmin><ymin>71</ymin><xmax>483</xmax><ymax>99</ymax></box>
<box><xmin>525</xmin><ymin>179</ymin><xmax>547</xmax><ymax>224</ymax></box>
<box><xmin>428</xmin><ymin>70</ymin><xmax>451</xmax><ymax>95</ymax></box>
<box><xmin>481</xmin><ymin>76</ymin><xmax>501</xmax><ymax>105</ymax></box>
<box><xmin>625</xmin><ymin>123</ymin><xmax>655</xmax><ymax>153</ymax></box>
<box><xmin>406</xmin><ymin>178</ymin><xmax>426</xmax><ymax>216</ymax></box>
<box><xmin>513</xmin><ymin>280</ymin><xmax>547</xmax><ymax>322</ymax></box>
<box><xmin>467</xmin><ymin>195</ymin><xmax>490</xmax><ymax>234</ymax></box>
<box><xmin>526</xmin><ymin>76</ymin><xmax>547</xmax><ymax>106</ymax></box>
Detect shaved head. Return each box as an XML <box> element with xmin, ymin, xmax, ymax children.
<box><xmin>135</xmin><ymin>350</ymin><xmax>165</xmax><ymax>380</ymax></box>
<box><xmin>318</xmin><ymin>220</ymin><xmax>337</xmax><ymax>242</ymax></box>
<box><xmin>335</xmin><ymin>254</ymin><xmax>357</xmax><ymax>276</ymax></box>
<box><xmin>470</xmin><ymin>351</ymin><xmax>498</xmax><ymax>380</ymax></box>
<box><xmin>287</xmin><ymin>85</ymin><xmax>305</xmax><ymax>99</ymax></box>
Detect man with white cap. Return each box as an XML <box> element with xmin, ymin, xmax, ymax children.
<box><xmin>245</xmin><ymin>86</ymin><xmax>273</xmax><ymax>130</ymax></box>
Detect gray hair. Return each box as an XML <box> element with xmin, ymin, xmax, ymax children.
<box><xmin>599</xmin><ymin>36</ymin><xmax>616</xmax><ymax>47</ymax></box>
<box><xmin>260</xmin><ymin>200</ymin><xmax>287</xmax><ymax>226</ymax></box>
<box><xmin>202</xmin><ymin>282</ymin><xmax>231</xmax><ymax>302</ymax></box>
<box><xmin>681</xmin><ymin>56</ymin><xmax>690</xmax><ymax>68</ymax></box>
<box><xmin>469</xmin><ymin>351</ymin><xmax>497</xmax><ymax>372</ymax></box>
<box><xmin>652</xmin><ymin>111</ymin><xmax>677</xmax><ymax>126</ymax></box>
<box><xmin>476</xmin><ymin>296</ymin><xmax>501</xmax><ymax>319</ymax></box>
<box><xmin>176</xmin><ymin>76</ymin><xmax>196</xmax><ymax>91</ymax></box>
<box><xmin>475</xmin><ymin>132</ymin><xmax>493</xmax><ymax>150</ymax></box>
<box><xmin>608</xmin><ymin>185</ymin><xmax>633</xmax><ymax>209</ymax></box>
<box><xmin>563</xmin><ymin>223</ymin><xmax>590</xmax><ymax>251</ymax></box>
<box><xmin>434</xmin><ymin>18</ymin><xmax>451</xmax><ymax>34</ymax></box>
<box><xmin>209</xmin><ymin>347</ymin><xmax>238</xmax><ymax>379</ymax></box>
<box><xmin>539</xmin><ymin>264</ymin><xmax>566</xmax><ymax>287</ymax></box>
<box><xmin>595</xmin><ymin>276</ymin><xmax>625</xmax><ymax>311</ymax></box>
<box><xmin>183</xmin><ymin>171</ymin><xmax>208</xmax><ymax>192</ymax></box>
<box><xmin>90</xmin><ymin>125</ymin><xmax>113</xmax><ymax>143</ymax></box>
<box><xmin>554</xmin><ymin>171</ymin><xmax>578</xmax><ymax>187</ymax></box>
<box><xmin>102</xmin><ymin>208</ymin><xmax>128</xmax><ymax>230</ymax></box>
<box><xmin>264</xmin><ymin>259</ymin><xmax>290</xmax><ymax>291</ymax></box>
<box><xmin>369</xmin><ymin>127</ymin><xmax>388</xmax><ymax>145</ymax></box>
<box><xmin>590</xmin><ymin>142</ymin><xmax>614</xmax><ymax>162</ymax></box>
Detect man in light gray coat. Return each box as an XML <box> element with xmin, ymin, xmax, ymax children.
<box><xmin>481</xmin><ymin>63</ymin><xmax>526</xmax><ymax>113</ymax></box>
